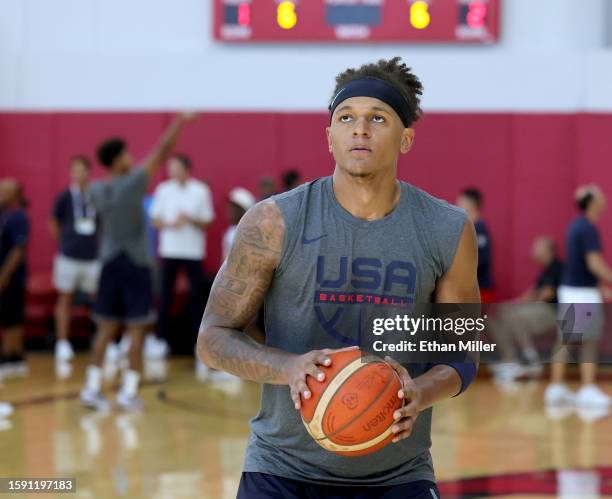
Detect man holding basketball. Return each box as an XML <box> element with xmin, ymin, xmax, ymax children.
<box><xmin>198</xmin><ymin>58</ymin><xmax>479</xmax><ymax>498</ymax></box>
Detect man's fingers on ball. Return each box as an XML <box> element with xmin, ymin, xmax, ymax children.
<box><xmin>292</xmin><ymin>396</ymin><xmax>300</xmax><ymax>409</ymax></box>
<box><xmin>297</xmin><ymin>381</ymin><xmax>311</xmax><ymax>399</ymax></box>
<box><xmin>399</xmin><ymin>380</ymin><xmax>416</xmax><ymax>399</ymax></box>
<box><xmin>290</xmin><ymin>390</ymin><xmax>300</xmax><ymax>409</ymax></box>
<box><xmin>315</xmin><ymin>353</ymin><xmax>332</xmax><ymax>368</ymax></box>
<box><xmin>398</xmin><ymin>378</ymin><xmax>411</xmax><ymax>397</ymax></box>
<box><xmin>404</xmin><ymin>400</ymin><xmax>418</xmax><ymax>417</ymax></box>
<box><xmin>392</xmin><ymin>422</ymin><xmax>414</xmax><ymax>442</ymax></box>
<box><xmin>392</xmin><ymin>428</ymin><xmax>413</xmax><ymax>443</ymax></box>
<box><xmin>305</xmin><ymin>364</ymin><xmax>325</xmax><ymax>382</ymax></box>
<box><xmin>393</xmin><ymin>404</ymin><xmax>417</xmax><ymax>421</ymax></box>
<box><xmin>391</xmin><ymin>419</ymin><xmax>413</xmax><ymax>433</ymax></box>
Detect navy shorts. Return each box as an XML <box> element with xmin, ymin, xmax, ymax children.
<box><xmin>0</xmin><ymin>282</ymin><xmax>26</xmax><ymax>328</ymax></box>
<box><xmin>236</xmin><ymin>473</ymin><xmax>440</xmax><ymax>499</ymax></box>
<box><xmin>93</xmin><ymin>253</ymin><xmax>154</xmax><ymax>325</ymax></box>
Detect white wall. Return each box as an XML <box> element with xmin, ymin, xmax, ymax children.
<box><xmin>1</xmin><ymin>0</ymin><xmax>611</xmax><ymax>111</ymax></box>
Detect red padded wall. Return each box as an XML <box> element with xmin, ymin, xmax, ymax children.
<box><xmin>1</xmin><ymin>111</ymin><xmax>611</xmax><ymax>299</ymax></box>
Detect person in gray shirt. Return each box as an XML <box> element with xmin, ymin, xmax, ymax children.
<box><xmin>80</xmin><ymin>113</ymin><xmax>196</xmax><ymax>411</ymax></box>
<box><xmin>197</xmin><ymin>58</ymin><xmax>479</xmax><ymax>498</ymax></box>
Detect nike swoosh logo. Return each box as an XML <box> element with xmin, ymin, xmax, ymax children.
<box><xmin>302</xmin><ymin>234</ymin><xmax>328</xmax><ymax>244</ymax></box>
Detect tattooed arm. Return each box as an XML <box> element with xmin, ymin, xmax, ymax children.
<box><xmin>197</xmin><ymin>199</ymin><xmax>333</xmax><ymax>393</ymax></box>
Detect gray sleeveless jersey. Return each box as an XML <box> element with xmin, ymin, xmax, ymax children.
<box><xmin>243</xmin><ymin>176</ymin><xmax>467</xmax><ymax>486</ymax></box>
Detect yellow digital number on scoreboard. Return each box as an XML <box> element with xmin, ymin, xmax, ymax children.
<box><xmin>277</xmin><ymin>1</ymin><xmax>297</xmax><ymax>30</ymax></box>
<box><xmin>410</xmin><ymin>1</ymin><xmax>431</xmax><ymax>30</ymax></box>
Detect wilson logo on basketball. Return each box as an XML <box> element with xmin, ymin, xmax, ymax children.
<box><xmin>341</xmin><ymin>393</ymin><xmax>359</xmax><ymax>410</ymax></box>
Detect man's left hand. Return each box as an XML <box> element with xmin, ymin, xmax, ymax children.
<box><xmin>385</xmin><ymin>356</ymin><xmax>422</xmax><ymax>443</ymax></box>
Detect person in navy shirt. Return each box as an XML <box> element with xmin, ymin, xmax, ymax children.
<box><xmin>50</xmin><ymin>156</ymin><xmax>100</xmax><ymax>366</ymax></box>
<box><xmin>546</xmin><ymin>184</ymin><xmax>612</xmax><ymax>409</ymax></box>
<box><xmin>457</xmin><ymin>187</ymin><xmax>494</xmax><ymax>302</ymax></box>
<box><xmin>0</xmin><ymin>179</ymin><xmax>30</xmax><ymax>381</ymax></box>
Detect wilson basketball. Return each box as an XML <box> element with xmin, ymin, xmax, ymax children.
<box><xmin>300</xmin><ymin>348</ymin><xmax>403</xmax><ymax>457</ymax></box>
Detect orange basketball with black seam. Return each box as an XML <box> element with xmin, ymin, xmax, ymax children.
<box><xmin>300</xmin><ymin>348</ymin><xmax>403</xmax><ymax>457</ymax></box>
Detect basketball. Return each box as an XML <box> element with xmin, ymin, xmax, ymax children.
<box><xmin>300</xmin><ymin>348</ymin><xmax>404</xmax><ymax>457</ymax></box>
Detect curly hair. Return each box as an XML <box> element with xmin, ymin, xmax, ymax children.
<box><xmin>96</xmin><ymin>137</ymin><xmax>126</xmax><ymax>168</ymax></box>
<box><xmin>330</xmin><ymin>57</ymin><xmax>424</xmax><ymax>127</ymax></box>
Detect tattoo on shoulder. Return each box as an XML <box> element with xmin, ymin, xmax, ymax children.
<box><xmin>204</xmin><ymin>200</ymin><xmax>285</xmax><ymax>327</ymax></box>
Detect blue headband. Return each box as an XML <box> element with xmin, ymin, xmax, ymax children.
<box><xmin>328</xmin><ymin>77</ymin><xmax>411</xmax><ymax>128</ymax></box>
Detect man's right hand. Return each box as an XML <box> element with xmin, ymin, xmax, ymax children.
<box><xmin>285</xmin><ymin>346</ymin><xmax>359</xmax><ymax>410</ymax></box>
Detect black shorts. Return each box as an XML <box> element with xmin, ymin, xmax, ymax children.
<box><xmin>0</xmin><ymin>283</ymin><xmax>26</xmax><ymax>328</ymax></box>
<box><xmin>236</xmin><ymin>473</ymin><xmax>440</xmax><ymax>499</ymax></box>
<box><xmin>93</xmin><ymin>253</ymin><xmax>154</xmax><ymax>325</ymax></box>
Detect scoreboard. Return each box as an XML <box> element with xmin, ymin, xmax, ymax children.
<box><xmin>214</xmin><ymin>0</ymin><xmax>500</xmax><ymax>43</ymax></box>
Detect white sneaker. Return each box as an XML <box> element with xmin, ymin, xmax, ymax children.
<box><xmin>544</xmin><ymin>383</ymin><xmax>575</xmax><ymax>406</ymax></box>
<box><xmin>576</xmin><ymin>406</ymin><xmax>611</xmax><ymax>422</ymax></box>
<box><xmin>143</xmin><ymin>359</ymin><xmax>167</xmax><ymax>382</ymax></box>
<box><xmin>144</xmin><ymin>336</ymin><xmax>169</xmax><ymax>360</ymax></box>
<box><xmin>55</xmin><ymin>340</ymin><xmax>74</xmax><ymax>362</ymax></box>
<box><xmin>0</xmin><ymin>402</ymin><xmax>14</xmax><ymax>418</ymax></box>
<box><xmin>575</xmin><ymin>385</ymin><xmax>611</xmax><ymax>409</ymax></box>
<box><xmin>492</xmin><ymin>362</ymin><xmax>528</xmax><ymax>382</ymax></box>
<box><xmin>80</xmin><ymin>389</ymin><xmax>111</xmax><ymax>412</ymax></box>
<box><xmin>116</xmin><ymin>391</ymin><xmax>144</xmax><ymax>412</ymax></box>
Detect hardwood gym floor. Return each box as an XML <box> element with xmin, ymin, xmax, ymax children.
<box><xmin>1</xmin><ymin>355</ymin><xmax>611</xmax><ymax>498</ymax></box>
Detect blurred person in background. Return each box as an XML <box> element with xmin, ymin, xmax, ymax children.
<box><xmin>222</xmin><ymin>187</ymin><xmax>256</xmax><ymax>261</ymax></box>
<box><xmin>50</xmin><ymin>156</ymin><xmax>99</xmax><ymax>367</ymax></box>
<box><xmin>281</xmin><ymin>169</ymin><xmax>302</xmax><ymax>192</ymax></box>
<box><xmin>197</xmin><ymin>186</ymin><xmax>257</xmax><ymax>382</ymax></box>
<box><xmin>150</xmin><ymin>153</ymin><xmax>214</xmax><ymax>358</ymax></box>
<box><xmin>489</xmin><ymin>237</ymin><xmax>563</xmax><ymax>382</ymax></box>
<box><xmin>0</xmin><ymin>179</ymin><xmax>30</xmax><ymax>380</ymax></box>
<box><xmin>103</xmin><ymin>193</ymin><xmax>161</xmax><ymax>379</ymax></box>
<box><xmin>457</xmin><ymin>187</ymin><xmax>495</xmax><ymax>302</ymax></box>
<box><xmin>545</xmin><ymin>185</ymin><xmax>612</xmax><ymax>409</ymax></box>
<box><xmin>79</xmin><ymin>113</ymin><xmax>196</xmax><ymax>412</ymax></box>
<box><xmin>258</xmin><ymin>175</ymin><xmax>277</xmax><ymax>200</ymax></box>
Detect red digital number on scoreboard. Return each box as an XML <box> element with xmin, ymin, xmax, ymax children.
<box><xmin>214</xmin><ymin>0</ymin><xmax>500</xmax><ymax>43</ymax></box>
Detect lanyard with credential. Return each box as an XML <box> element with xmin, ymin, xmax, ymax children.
<box><xmin>71</xmin><ymin>188</ymin><xmax>96</xmax><ymax>236</ymax></box>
